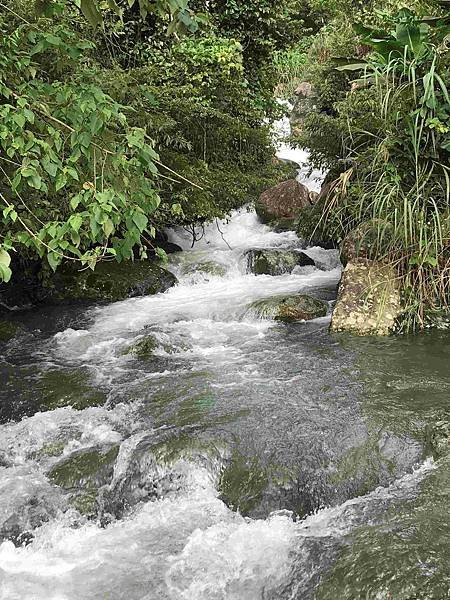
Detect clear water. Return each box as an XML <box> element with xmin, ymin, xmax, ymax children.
<box><xmin>0</xmin><ymin>207</ymin><xmax>450</xmax><ymax>599</ymax></box>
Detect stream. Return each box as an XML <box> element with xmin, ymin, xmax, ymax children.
<box><xmin>0</xmin><ymin>124</ymin><xmax>450</xmax><ymax>599</ymax></box>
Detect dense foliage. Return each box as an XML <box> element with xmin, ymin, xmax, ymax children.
<box><xmin>0</xmin><ymin>0</ymin><xmax>301</xmax><ymax>282</ymax></box>
<box><xmin>288</xmin><ymin>1</ymin><xmax>450</xmax><ymax>330</ymax></box>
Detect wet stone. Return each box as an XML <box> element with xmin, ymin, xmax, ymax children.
<box><xmin>37</xmin><ymin>369</ymin><xmax>107</xmax><ymax>411</ymax></box>
<box><xmin>48</xmin><ymin>445</ymin><xmax>119</xmax><ymax>518</ymax></box>
<box><xmin>0</xmin><ymin>320</ymin><xmax>21</xmax><ymax>342</ymax></box>
<box><xmin>246</xmin><ymin>249</ymin><xmax>315</xmax><ymax>276</ymax></box>
<box><xmin>250</xmin><ymin>294</ymin><xmax>328</xmax><ymax>322</ymax></box>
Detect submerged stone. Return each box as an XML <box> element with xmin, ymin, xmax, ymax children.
<box><xmin>126</xmin><ymin>335</ymin><xmax>159</xmax><ymax>359</ymax></box>
<box><xmin>48</xmin><ymin>445</ymin><xmax>119</xmax><ymax>517</ymax></box>
<box><xmin>181</xmin><ymin>261</ymin><xmax>227</xmax><ymax>278</ymax></box>
<box><xmin>38</xmin><ymin>369</ymin><xmax>107</xmax><ymax>411</ymax></box>
<box><xmin>250</xmin><ymin>294</ymin><xmax>328</xmax><ymax>322</ymax></box>
<box><xmin>426</xmin><ymin>420</ymin><xmax>450</xmax><ymax>459</ymax></box>
<box><xmin>219</xmin><ymin>453</ymin><xmax>269</xmax><ymax>516</ymax></box>
<box><xmin>47</xmin><ymin>260</ymin><xmax>178</xmax><ymax>303</ymax></box>
<box><xmin>0</xmin><ymin>320</ymin><xmax>20</xmax><ymax>342</ymax></box>
<box><xmin>331</xmin><ymin>259</ymin><xmax>402</xmax><ymax>336</ymax></box>
<box><xmin>246</xmin><ymin>249</ymin><xmax>315</xmax><ymax>276</ymax></box>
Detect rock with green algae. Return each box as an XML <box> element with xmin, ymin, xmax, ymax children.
<box><xmin>125</xmin><ymin>335</ymin><xmax>159</xmax><ymax>359</ymax></box>
<box><xmin>250</xmin><ymin>294</ymin><xmax>328</xmax><ymax>323</ymax></box>
<box><xmin>46</xmin><ymin>260</ymin><xmax>178</xmax><ymax>302</ymax></box>
<box><xmin>246</xmin><ymin>249</ymin><xmax>315</xmax><ymax>276</ymax></box>
<box><xmin>331</xmin><ymin>259</ymin><xmax>402</xmax><ymax>336</ymax></box>
<box><xmin>0</xmin><ymin>320</ymin><xmax>20</xmax><ymax>342</ymax></box>
<box><xmin>48</xmin><ymin>445</ymin><xmax>119</xmax><ymax>517</ymax></box>
<box><xmin>181</xmin><ymin>260</ymin><xmax>227</xmax><ymax>278</ymax></box>
<box><xmin>37</xmin><ymin>369</ymin><xmax>107</xmax><ymax>411</ymax></box>
<box><xmin>426</xmin><ymin>420</ymin><xmax>450</xmax><ymax>459</ymax></box>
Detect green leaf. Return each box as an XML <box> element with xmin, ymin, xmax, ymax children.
<box><xmin>80</xmin><ymin>0</ymin><xmax>103</xmax><ymax>27</ymax></box>
<box><xmin>69</xmin><ymin>214</ymin><xmax>83</xmax><ymax>232</ymax></box>
<box><xmin>0</xmin><ymin>263</ymin><xmax>12</xmax><ymax>283</ymax></box>
<box><xmin>132</xmin><ymin>211</ymin><xmax>148</xmax><ymax>232</ymax></box>
<box><xmin>55</xmin><ymin>173</ymin><xmax>67</xmax><ymax>192</ymax></box>
<box><xmin>0</xmin><ymin>248</ymin><xmax>11</xmax><ymax>268</ymax></box>
<box><xmin>103</xmin><ymin>218</ymin><xmax>114</xmax><ymax>237</ymax></box>
<box><xmin>13</xmin><ymin>113</ymin><xmax>26</xmax><ymax>128</ymax></box>
<box><xmin>47</xmin><ymin>251</ymin><xmax>61</xmax><ymax>272</ymax></box>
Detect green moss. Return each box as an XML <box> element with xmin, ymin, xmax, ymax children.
<box><xmin>48</xmin><ymin>445</ymin><xmax>119</xmax><ymax>518</ymax></box>
<box><xmin>250</xmin><ymin>294</ymin><xmax>328</xmax><ymax>322</ymax></box>
<box><xmin>125</xmin><ymin>335</ymin><xmax>159</xmax><ymax>359</ymax></box>
<box><xmin>70</xmin><ymin>492</ymin><xmax>98</xmax><ymax>516</ymax></box>
<box><xmin>182</xmin><ymin>261</ymin><xmax>227</xmax><ymax>278</ymax></box>
<box><xmin>47</xmin><ymin>261</ymin><xmax>178</xmax><ymax>302</ymax></box>
<box><xmin>219</xmin><ymin>453</ymin><xmax>269</xmax><ymax>515</ymax></box>
<box><xmin>247</xmin><ymin>249</ymin><xmax>315</xmax><ymax>276</ymax></box>
<box><xmin>48</xmin><ymin>445</ymin><xmax>119</xmax><ymax>490</ymax></box>
<box><xmin>38</xmin><ymin>441</ymin><xmax>66</xmax><ymax>458</ymax></box>
<box><xmin>0</xmin><ymin>320</ymin><xmax>20</xmax><ymax>342</ymax></box>
<box><xmin>38</xmin><ymin>369</ymin><xmax>107</xmax><ymax>411</ymax></box>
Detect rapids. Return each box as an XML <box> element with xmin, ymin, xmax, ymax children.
<box><xmin>1</xmin><ymin>121</ymin><xmax>450</xmax><ymax>599</ymax></box>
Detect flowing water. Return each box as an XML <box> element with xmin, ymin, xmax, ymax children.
<box><xmin>1</xmin><ymin>134</ymin><xmax>450</xmax><ymax>599</ymax></box>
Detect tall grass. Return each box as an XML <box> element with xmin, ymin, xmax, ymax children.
<box><xmin>317</xmin><ymin>46</ymin><xmax>450</xmax><ymax>330</ymax></box>
<box><xmin>274</xmin><ymin>43</ymin><xmax>311</xmax><ymax>99</ymax></box>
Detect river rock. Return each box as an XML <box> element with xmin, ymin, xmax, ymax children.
<box><xmin>250</xmin><ymin>294</ymin><xmax>328</xmax><ymax>322</ymax></box>
<box><xmin>331</xmin><ymin>259</ymin><xmax>402</xmax><ymax>336</ymax></box>
<box><xmin>0</xmin><ymin>320</ymin><xmax>20</xmax><ymax>342</ymax></box>
<box><xmin>125</xmin><ymin>335</ymin><xmax>159</xmax><ymax>359</ymax></box>
<box><xmin>290</xmin><ymin>82</ymin><xmax>318</xmax><ymax>136</ymax></box>
<box><xmin>426</xmin><ymin>420</ymin><xmax>450</xmax><ymax>459</ymax></box>
<box><xmin>246</xmin><ymin>249</ymin><xmax>315</xmax><ymax>276</ymax></box>
<box><xmin>47</xmin><ymin>260</ymin><xmax>177</xmax><ymax>303</ymax></box>
<box><xmin>255</xmin><ymin>179</ymin><xmax>311</xmax><ymax>225</ymax></box>
<box><xmin>181</xmin><ymin>260</ymin><xmax>227</xmax><ymax>278</ymax></box>
<box><xmin>48</xmin><ymin>445</ymin><xmax>119</xmax><ymax>517</ymax></box>
<box><xmin>38</xmin><ymin>369</ymin><xmax>107</xmax><ymax>411</ymax></box>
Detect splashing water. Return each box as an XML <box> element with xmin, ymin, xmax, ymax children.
<box><xmin>0</xmin><ymin>135</ymin><xmax>448</xmax><ymax>598</ymax></box>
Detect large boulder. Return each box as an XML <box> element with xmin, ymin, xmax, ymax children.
<box><xmin>47</xmin><ymin>260</ymin><xmax>178</xmax><ymax>302</ymax></box>
<box><xmin>250</xmin><ymin>294</ymin><xmax>328</xmax><ymax>323</ymax></box>
<box><xmin>331</xmin><ymin>259</ymin><xmax>402</xmax><ymax>336</ymax></box>
<box><xmin>246</xmin><ymin>249</ymin><xmax>315</xmax><ymax>276</ymax></box>
<box><xmin>255</xmin><ymin>179</ymin><xmax>311</xmax><ymax>225</ymax></box>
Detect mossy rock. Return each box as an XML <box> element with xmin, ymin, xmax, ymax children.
<box><xmin>426</xmin><ymin>420</ymin><xmax>450</xmax><ymax>459</ymax></box>
<box><xmin>219</xmin><ymin>453</ymin><xmax>269</xmax><ymax>516</ymax></box>
<box><xmin>0</xmin><ymin>321</ymin><xmax>20</xmax><ymax>342</ymax></box>
<box><xmin>48</xmin><ymin>445</ymin><xmax>119</xmax><ymax>490</ymax></box>
<box><xmin>46</xmin><ymin>260</ymin><xmax>178</xmax><ymax>302</ymax></box>
<box><xmin>331</xmin><ymin>259</ymin><xmax>402</xmax><ymax>336</ymax></box>
<box><xmin>182</xmin><ymin>261</ymin><xmax>227</xmax><ymax>278</ymax></box>
<box><xmin>250</xmin><ymin>294</ymin><xmax>328</xmax><ymax>322</ymax></box>
<box><xmin>37</xmin><ymin>369</ymin><xmax>107</xmax><ymax>411</ymax></box>
<box><xmin>246</xmin><ymin>249</ymin><xmax>315</xmax><ymax>276</ymax></box>
<box><xmin>38</xmin><ymin>441</ymin><xmax>66</xmax><ymax>458</ymax></box>
<box><xmin>125</xmin><ymin>335</ymin><xmax>159</xmax><ymax>359</ymax></box>
<box><xmin>48</xmin><ymin>445</ymin><xmax>119</xmax><ymax>516</ymax></box>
